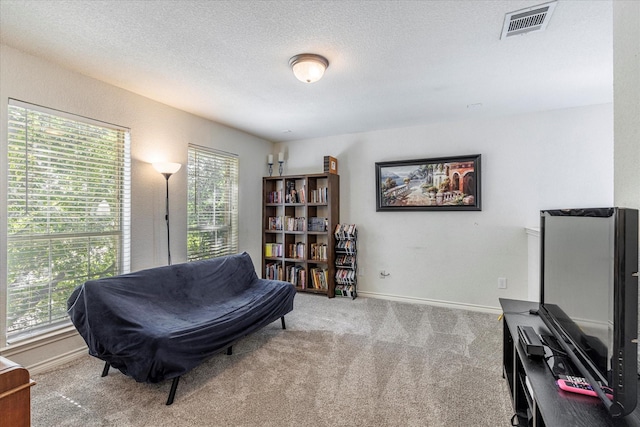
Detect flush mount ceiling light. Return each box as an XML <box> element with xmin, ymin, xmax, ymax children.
<box><xmin>289</xmin><ymin>53</ymin><xmax>329</xmax><ymax>83</ymax></box>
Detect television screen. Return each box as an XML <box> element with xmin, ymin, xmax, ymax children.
<box><xmin>540</xmin><ymin>207</ymin><xmax>638</xmax><ymax>417</ymax></box>
<box><xmin>542</xmin><ymin>212</ymin><xmax>613</xmax><ymax>378</ymax></box>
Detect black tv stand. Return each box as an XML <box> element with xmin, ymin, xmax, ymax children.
<box><xmin>500</xmin><ymin>298</ymin><xmax>640</xmax><ymax>426</ymax></box>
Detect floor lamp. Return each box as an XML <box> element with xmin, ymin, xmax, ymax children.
<box><xmin>152</xmin><ymin>162</ymin><xmax>182</xmax><ymax>265</ymax></box>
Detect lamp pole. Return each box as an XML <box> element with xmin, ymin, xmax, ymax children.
<box><xmin>152</xmin><ymin>162</ymin><xmax>182</xmax><ymax>266</ymax></box>
<box><xmin>162</xmin><ymin>172</ymin><xmax>173</xmax><ymax>265</ymax></box>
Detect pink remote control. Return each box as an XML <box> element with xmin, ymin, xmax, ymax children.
<box><xmin>557</xmin><ymin>376</ymin><xmax>613</xmax><ymax>399</ymax></box>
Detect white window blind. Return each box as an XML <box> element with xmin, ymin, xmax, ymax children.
<box><xmin>6</xmin><ymin>99</ymin><xmax>131</xmax><ymax>341</ymax></box>
<box><xmin>187</xmin><ymin>145</ymin><xmax>239</xmax><ymax>261</ymax></box>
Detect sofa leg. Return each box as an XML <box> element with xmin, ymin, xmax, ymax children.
<box><xmin>281</xmin><ymin>316</ymin><xmax>286</xmax><ymax>330</ymax></box>
<box><xmin>101</xmin><ymin>361</ymin><xmax>110</xmax><ymax>377</ymax></box>
<box><xmin>166</xmin><ymin>376</ymin><xmax>180</xmax><ymax>405</ymax></box>
<box><xmin>226</xmin><ymin>346</ymin><xmax>233</xmax><ymax>355</ymax></box>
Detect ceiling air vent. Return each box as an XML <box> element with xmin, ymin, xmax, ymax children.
<box><xmin>500</xmin><ymin>1</ymin><xmax>557</xmax><ymax>39</ymax></box>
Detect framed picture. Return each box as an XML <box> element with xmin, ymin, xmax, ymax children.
<box><xmin>375</xmin><ymin>154</ymin><xmax>481</xmax><ymax>211</ymax></box>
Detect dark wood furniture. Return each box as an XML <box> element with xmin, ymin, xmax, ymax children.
<box><xmin>0</xmin><ymin>356</ymin><xmax>35</xmax><ymax>427</ymax></box>
<box><xmin>262</xmin><ymin>173</ymin><xmax>339</xmax><ymax>297</ymax></box>
<box><xmin>501</xmin><ymin>298</ymin><xmax>640</xmax><ymax>426</ymax></box>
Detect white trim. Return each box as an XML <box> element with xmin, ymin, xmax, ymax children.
<box><xmin>23</xmin><ymin>347</ymin><xmax>87</xmax><ymax>375</ymax></box>
<box><xmin>1</xmin><ymin>325</ymin><xmax>79</xmax><ymax>353</ymax></box>
<box><xmin>0</xmin><ymin>325</ymin><xmax>88</xmax><ymax>373</ymax></box>
<box><xmin>357</xmin><ymin>290</ymin><xmax>503</xmax><ymax>315</ymax></box>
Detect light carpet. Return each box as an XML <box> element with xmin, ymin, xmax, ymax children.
<box><xmin>31</xmin><ymin>293</ymin><xmax>513</xmax><ymax>426</ymax></box>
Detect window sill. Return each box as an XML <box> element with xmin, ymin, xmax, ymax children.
<box><xmin>1</xmin><ymin>325</ymin><xmax>80</xmax><ymax>356</ymax></box>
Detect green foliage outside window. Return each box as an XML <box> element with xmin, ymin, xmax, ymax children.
<box><xmin>6</xmin><ymin>102</ymin><xmax>129</xmax><ymax>338</ymax></box>
<box><xmin>187</xmin><ymin>145</ymin><xmax>238</xmax><ymax>261</ymax></box>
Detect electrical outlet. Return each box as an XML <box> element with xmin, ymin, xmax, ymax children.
<box><xmin>358</xmin><ymin>266</ymin><xmax>364</xmax><ymax>276</ymax></box>
<box><xmin>498</xmin><ymin>277</ymin><xmax>507</xmax><ymax>289</ymax></box>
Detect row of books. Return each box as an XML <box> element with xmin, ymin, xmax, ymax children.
<box><xmin>266</xmin><ymin>190</ymin><xmax>283</xmax><ymax>204</ymax></box>
<box><xmin>334</xmin><ymin>223</ymin><xmax>357</xmax><ymax>240</ymax></box>
<box><xmin>267</xmin><ymin>185</ymin><xmax>329</xmax><ymax>205</ymax></box>
<box><xmin>265</xmin><ymin>262</ymin><xmax>284</xmax><ymax>280</ymax></box>
<box><xmin>335</xmin><ymin>284</ymin><xmax>356</xmax><ymax>298</ymax></box>
<box><xmin>335</xmin><ymin>255</ymin><xmax>356</xmax><ymax>268</ymax></box>
<box><xmin>264</xmin><ymin>243</ymin><xmax>283</xmax><ymax>257</ymax></box>
<box><xmin>336</xmin><ymin>240</ymin><xmax>356</xmax><ymax>254</ymax></box>
<box><xmin>267</xmin><ymin>216</ymin><xmax>328</xmax><ymax>232</ymax></box>
<box><xmin>310</xmin><ymin>243</ymin><xmax>328</xmax><ymax>261</ymax></box>
<box><xmin>285</xmin><ymin>181</ymin><xmax>306</xmax><ymax>204</ymax></box>
<box><xmin>286</xmin><ymin>265</ymin><xmax>305</xmax><ymax>287</ymax></box>
<box><xmin>309</xmin><ymin>267</ymin><xmax>328</xmax><ymax>290</ymax></box>
<box><xmin>335</xmin><ymin>268</ymin><xmax>356</xmax><ymax>284</ymax></box>
<box><xmin>267</xmin><ymin>216</ymin><xmax>283</xmax><ymax>230</ymax></box>
<box><xmin>308</xmin><ymin>217</ymin><xmax>328</xmax><ymax>232</ymax></box>
<box><xmin>288</xmin><ymin>242</ymin><xmax>305</xmax><ymax>259</ymax></box>
<box><xmin>309</xmin><ymin>187</ymin><xmax>328</xmax><ymax>204</ymax></box>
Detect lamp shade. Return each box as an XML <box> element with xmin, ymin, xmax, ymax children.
<box><xmin>152</xmin><ymin>162</ymin><xmax>182</xmax><ymax>175</ymax></box>
<box><xmin>289</xmin><ymin>54</ymin><xmax>329</xmax><ymax>83</ymax></box>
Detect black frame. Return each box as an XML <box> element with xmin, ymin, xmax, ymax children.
<box><xmin>375</xmin><ymin>154</ymin><xmax>481</xmax><ymax>211</ymax></box>
<box><xmin>538</xmin><ymin>207</ymin><xmax>639</xmax><ymax>417</ymax></box>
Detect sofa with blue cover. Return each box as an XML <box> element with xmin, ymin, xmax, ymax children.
<box><xmin>67</xmin><ymin>252</ymin><xmax>296</xmax><ymax>404</ymax></box>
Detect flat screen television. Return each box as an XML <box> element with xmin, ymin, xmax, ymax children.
<box><xmin>539</xmin><ymin>207</ymin><xmax>639</xmax><ymax>417</ymax></box>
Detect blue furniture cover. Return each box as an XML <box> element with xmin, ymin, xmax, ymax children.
<box><xmin>67</xmin><ymin>252</ymin><xmax>295</xmax><ymax>383</ymax></box>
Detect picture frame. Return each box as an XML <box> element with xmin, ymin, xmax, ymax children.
<box><xmin>375</xmin><ymin>154</ymin><xmax>481</xmax><ymax>211</ymax></box>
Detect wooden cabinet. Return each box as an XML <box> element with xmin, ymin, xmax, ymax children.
<box><xmin>0</xmin><ymin>356</ymin><xmax>35</xmax><ymax>427</ymax></box>
<box><xmin>262</xmin><ymin>173</ymin><xmax>339</xmax><ymax>297</ymax></box>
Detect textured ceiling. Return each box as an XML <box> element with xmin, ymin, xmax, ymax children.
<box><xmin>0</xmin><ymin>0</ymin><xmax>613</xmax><ymax>142</ymax></box>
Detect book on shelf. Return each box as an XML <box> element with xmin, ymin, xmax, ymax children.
<box><xmin>334</xmin><ymin>223</ymin><xmax>357</xmax><ymax>240</ymax></box>
<box><xmin>268</xmin><ymin>216</ymin><xmax>283</xmax><ymax>231</ymax></box>
<box><xmin>310</xmin><ymin>187</ymin><xmax>328</xmax><ymax>204</ymax></box>
<box><xmin>310</xmin><ymin>267</ymin><xmax>328</xmax><ymax>289</ymax></box>
<box><xmin>310</xmin><ymin>243</ymin><xmax>328</xmax><ymax>261</ymax></box>
<box><xmin>336</xmin><ymin>239</ymin><xmax>356</xmax><ymax>253</ymax></box>
<box><xmin>308</xmin><ymin>217</ymin><xmax>327</xmax><ymax>232</ymax></box>
<box><xmin>288</xmin><ymin>242</ymin><xmax>305</xmax><ymax>259</ymax></box>
<box><xmin>335</xmin><ymin>284</ymin><xmax>355</xmax><ymax>297</ymax></box>
<box><xmin>335</xmin><ymin>268</ymin><xmax>356</xmax><ymax>284</ymax></box>
<box><xmin>265</xmin><ymin>262</ymin><xmax>283</xmax><ymax>280</ymax></box>
<box><xmin>286</xmin><ymin>265</ymin><xmax>306</xmax><ymax>288</ymax></box>
<box><xmin>264</xmin><ymin>243</ymin><xmax>283</xmax><ymax>257</ymax></box>
<box><xmin>336</xmin><ymin>255</ymin><xmax>356</xmax><ymax>268</ymax></box>
<box><xmin>285</xmin><ymin>181</ymin><xmax>306</xmax><ymax>204</ymax></box>
<box><xmin>267</xmin><ymin>190</ymin><xmax>283</xmax><ymax>204</ymax></box>
<box><xmin>285</xmin><ymin>216</ymin><xmax>305</xmax><ymax>231</ymax></box>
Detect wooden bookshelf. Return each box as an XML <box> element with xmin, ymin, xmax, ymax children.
<box><xmin>262</xmin><ymin>173</ymin><xmax>339</xmax><ymax>297</ymax></box>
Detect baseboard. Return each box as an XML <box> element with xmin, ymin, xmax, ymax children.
<box><xmin>27</xmin><ymin>347</ymin><xmax>88</xmax><ymax>375</ymax></box>
<box><xmin>357</xmin><ymin>290</ymin><xmax>502</xmax><ymax>315</ymax></box>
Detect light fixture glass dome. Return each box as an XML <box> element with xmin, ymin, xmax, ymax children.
<box><xmin>152</xmin><ymin>162</ymin><xmax>182</xmax><ymax>175</ymax></box>
<box><xmin>289</xmin><ymin>54</ymin><xmax>329</xmax><ymax>83</ymax></box>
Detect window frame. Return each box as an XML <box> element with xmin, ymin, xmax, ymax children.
<box><xmin>3</xmin><ymin>99</ymin><xmax>131</xmax><ymax>345</ymax></box>
<box><xmin>187</xmin><ymin>144</ymin><xmax>239</xmax><ymax>261</ymax></box>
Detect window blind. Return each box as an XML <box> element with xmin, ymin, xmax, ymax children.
<box><xmin>6</xmin><ymin>99</ymin><xmax>130</xmax><ymax>341</ymax></box>
<box><xmin>187</xmin><ymin>145</ymin><xmax>239</xmax><ymax>261</ymax></box>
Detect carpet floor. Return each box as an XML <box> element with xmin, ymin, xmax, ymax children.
<box><xmin>31</xmin><ymin>293</ymin><xmax>513</xmax><ymax>426</ymax></box>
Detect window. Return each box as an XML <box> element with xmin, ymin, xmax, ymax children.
<box><xmin>6</xmin><ymin>99</ymin><xmax>130</xmax><ymax>342</ymax></box>
<box><xmin>187</xmin><ymin>145</ymin><xmax>238</xmax><ymax>261</ymax></box>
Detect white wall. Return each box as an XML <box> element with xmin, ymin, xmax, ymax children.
<box><xmin>0</xmin><ymin>44</ymin><xmax>272</xmax><ymax>367</ymax></box>
<box><xmin>277</xmin><ymin>105</ymin><xmax>614</xmax><ymax>310</ymax></box>
<box><xmin>613</xmin><ymin>1</ymin><xmax>640</xmax><ymax>211</ymax></box>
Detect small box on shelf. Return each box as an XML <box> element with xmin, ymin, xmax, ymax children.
<box><xmin>324</xmin><ymin>156</ymin><xmax>338</xmax><ymax>175</ymax></box>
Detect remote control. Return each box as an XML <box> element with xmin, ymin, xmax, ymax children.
<box><xmin>556</xmin><ymin>375</ymin><xmax>613</xmax><ymax>399</ymax></box>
